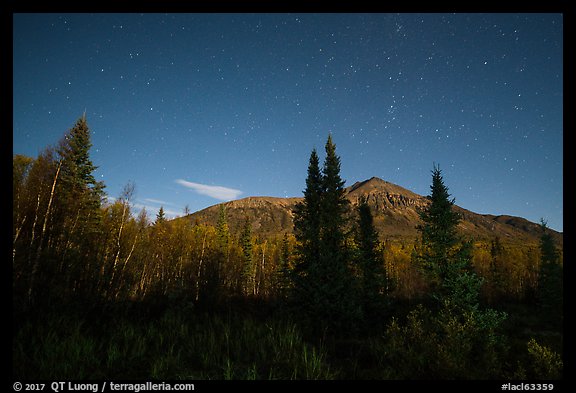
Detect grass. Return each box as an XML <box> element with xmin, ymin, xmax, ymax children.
<box><xmin>13</xmin><ymin>299</ymin><xmax>563</xmax><ymax>380</ymax></box>
<box><xmin>13</xmin><ymin>308</ymin><xmax>335</xmax><ymax>380</ymax></box>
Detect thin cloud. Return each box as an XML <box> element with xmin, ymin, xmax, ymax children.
<box><xmin>175</xmin><ymin>179</ymin><xmax>243</xmax><ymax>201</ymax></box>
<box><xmin>143</xmin><ymin>198</ymin><xmax>182</xmax><ymax>208</ymax></box>
<box><xmin>143</xmin><ymin>198</ymin><xmax>170</xmax><ymax>205</ymax></box>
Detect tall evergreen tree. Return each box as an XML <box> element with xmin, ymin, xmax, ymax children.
<box><xmin>216</xmin><ymin>204</ymin><xmax>230</xmax><ymax>258</ymax></box>
<box><xmin>416</xmin><ymin>164</ymin><xmax>481</xmax><ymax>312</ymax></box>
<box><xmin>155</xmin><ymin>206</ymin><xmax>166</xmax><ymax>225</ymax></box>
<box><xmin>417</xmin><ymin>165</ymin><xmax>461</xmax><ymax>296</ymax></box>
<box><xmin>240</xmin><ymin>218</ymin><xmax>255</xmax><ymax>296</ymax></box>
<box><xmin>319</xmin><ymin>135</ymin><xmax>350</xmax><ymax>272</ymax></box>
<box><xmin>279</xmin><ymin>233</ymin><xmax>291</xmax><ymax>270</ymax></box>
<box><xmin>318</xmin><ymin>135</ymin><xmax>358</xmax><ymax>331</ymax></box>
<box><xmin>355</xmin><ymin>196</ymin><xmax>387</xmax><ymax>316</ymax></box>
<box><xmin>28</xmin><ymin>116</ymin><xmax>105</xmax><ymax>304</ymax></box>
<box><xmin>537</xmin><ymin>219</ymin><xmax>562</xmax><ymax>326</ymax></box>
<box><xmin>414</xmin><ymin>165</ymin><xmax>508</xmax><ymax>376</ymax></box>
<box><xmin>418</xmin><ymin>165</ymin><xmax>459</xmax><ymax>257</ymax></box>
<box><xmin>292</xmin><ymin>148</ymin><xmax>323</xmax><ymax>321</ymax></box>
<box><xmin>292</xmin><ymin>135</ymin><xmax>359</xmax><ymax>333</ymax></box>
<box><xmin>275</xmin><ymin>233</ymin><xmax>292</xmax><ymax>296</ymax></box>
<box><xmin>57</xmin><ymin>114</ymin><xmax>105</xmax><ymax>213</ymax></box>
<box><xmin>293</xmin><ymin>148</ymin><xmax>322</xmax><ymax>275</ymax></box>
<box><xmin>54</xmin><ymin>115</ymin><xmax>106</xmax><ymax>256</ymax></box>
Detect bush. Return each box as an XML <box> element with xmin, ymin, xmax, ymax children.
<box><xmin>526</xmin><ymin>338</ymin><xmax>562</xmax><ymax>379</ymax></box>
<box><xmin>371</xmin><ymin>303</ymin><xmax>509</xmax><ymax>379</ymax></box>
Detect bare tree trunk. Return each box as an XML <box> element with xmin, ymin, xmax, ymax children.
<box><xmin>108</xmin><ymin>201</ymin><xmax>128</xmax><ymax>296</ymax></box>
<box><xmin>27</xmin><ymin>192</ymin><xmax>42</xmax><ymax>266</ymax></box>
<box><xmin>115</xmin><ymin>234</ymin><xmax>137</xmax><ymax>300</ymax></box>
<box><xmin>257</xmin><ymin>242</ymin><xmax>266</xmax><ymax>297</ymax></box>
<box><xmin>60</xmin><ymin>207</ymin><xmax>81</xmax><ymax>272</ymax></box>
<box><xmin>195</xmin><ymin>230</ymin><xmax>207</xmax><ymax>302</ymax></box>
<box><xmin>13</xmin><ymin>215</ymin><xmax>26</xmax><ymax>263</ymax></box>
<box><xmin>28</xmin><ymin>160</ymin><xmax>61</xmax><ymax>304</ymax></box>
<box><xmin>139</xmin><ymin>261</ymin><xmax>149</xmax><ymax>299</ymax></box>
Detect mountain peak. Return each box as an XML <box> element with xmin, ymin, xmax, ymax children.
<box><xmin>348</xmin><ymin>176</ymin><xmax>383</xmax><ymax>189</ymax></box>
<box><xmin>347</xmin><ymin>177</ymin><xmax>422</xmax><ymax>200</ymax></box>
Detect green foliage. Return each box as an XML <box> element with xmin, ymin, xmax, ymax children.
<box><xmin>56</xmin><ymin>115</ymin><xmax>106</xmax><ymax>236</ymax></box>
<box><xmin>537</xmin><ymin>220</ymin><xmax>562</xmax><ymax>327</ymax></box>
<box><xmin>293</xmin><ymin>148</ymin><xmax>322</xmax><ymax>274</ymax></box>
<box><xmin>417</xmin><ymin>165</ymin><xmax>479</xmax><ymax>308</ymax></box>
<box><xmin>240</xmin><ymin>218</ymin><xmax>255</xmax><ymax>296</ymax></box>
<box><xmin>355</xmin><ymin>197</ymin><xmax>387</xmax><ymax>317</ymax></box>
<box><xmin>372</xmin><ymin>304</ymin><xmax>509</xmax><ymax>379</ymax></box>
<box><xmin>526</xmin><ymin>338</ymin><xmax>563</xmax><ymax>379</ymax></box>
<box><xmin>291</xmin><ymin>136</ymin><xmax>360</xmax><ymax>334</ymax></box>
<box><xmin>417</xmin><ymin>164</ymin><xmax>460</xmax><ymax>275</ymax></box>
<box><xmin>438</xmin><ymin>241</ymin><xmax>484</xmax><ymax>314</ymax></box>
<box><xmin>57</xmin><ymin>115</ymin><xmax>102</xmax><ymax>196</ymax></box>
<box><xmin>216</xmin><ymin>204</ymin><xmax>230</xmax><ymax>257</ymax></box>
<box><xmin>155</xmin><ymin>206</ymin><xmax>166</xmax><ymax>225</ymax></box>
<box><xmin>13</xmin><ymin>310</ymin><xmax>335</xmax><ymax>380</ymax></box>
<box><xmin>380</xmin><ymin>165</ymin><xmax>511</xmax><ymax>379</ymax></box>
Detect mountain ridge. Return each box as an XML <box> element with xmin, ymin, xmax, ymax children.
<box><xmin>177</xmin><ymin>177</ymin><xmax>562</xmax><ymax>245</ymax></box>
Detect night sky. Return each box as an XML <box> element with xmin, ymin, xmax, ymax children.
<box><xmin>13</xmin><ymin>13</ymin><xmax>563</xmax><ymax>232</ymax></box>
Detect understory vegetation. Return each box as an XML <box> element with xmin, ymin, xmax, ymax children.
<box><xmin>13</xmin><ymin>117</ymin><xmax>563</xmax><ymax>380</ymax></box>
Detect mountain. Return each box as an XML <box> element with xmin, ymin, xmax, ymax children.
<box><xmin>178</xmin><ymin>177</ymin><xmax>562</xmax><ymax>245</ymax></box>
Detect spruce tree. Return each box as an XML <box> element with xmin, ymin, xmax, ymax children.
<box><xmin>57</xmin><ymin>115</ymin><xmax>105</xmax><ymax>213</ymax></box>
<box><xmin>415</xmin><ymin>165</ymin><xmax>507</xmax><ymax>376</ymax></box>
<box><xmin>292</xmin><ymin>148</ymin><xmax>323</xmax><ymax>321</ymax></box>
<box><xmin>537</xmin><ymin>219</ymin><xmax>562</xmax><ymax>326</ymax></box>
<box><xmin>155</xmin><ymin>206</ymin><xmax>166</xmax><ymax>225</ymax></box>
<box><xmin>275</xmin><ymin>233</ymin><xmax>292</xmax><ymax>296</ymax></box>
<box><xmin>54</xmin><ymin>115</ymin><xmax>105</xmax><ymax>254</ymax></box>
<box><xmin>318</xmin><ymin>135</ymin><xmax>358</xmax><ymax>331</ymax></box>
<box><xmin>418</xmin><ymin>166</ymin><xmax>459</xmax><ymax>259</ymax></box>
<box><xmin>292</xmin><ymin>135</ymin><xmax>359</xmax><ymax>333</ymax></box>
<box><xmin>279</xmin><ymin>233</ymin><xmax>291</xmax><ymax>270</ymax></box>
<box><xmin>293</xmin><ymin>148</ymin><xmax>322</xmax><ymax>275</ymax></box>
<box><xmin>417</xmin><ymin>164</ymin><xmax>462</xmax><ymax>300</ymax></box>
<box><xmin>417</xmin><ymin>164</ymin><xmax>483</xmax><ymax>313</ymax></box>
<box><xmin>319</xmin><ymin>135</ymin><xmax>350</xmax><ymax>275</ymax></box>
<box><xmin>216</xmin><ymin>204</ymin><xmax>230</xmax><ymax>258</ymax></box>
<box><xmin>31</xmin><ymin>116</ymin><xmax>104</xmax><ymax>303</ymax></box>
<box><xmin>355</xmin><ymin>196</ymin><xmax>386</xmax><ymax>317</ymax></box>
<box><xmin>240</xmin><ymin>218</ymin><xmax>255</xmax><ymax>296</ymax></box>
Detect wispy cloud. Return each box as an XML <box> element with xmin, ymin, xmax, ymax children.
<box><xmin>175</xmin><ymin>179</ymin><xmax>243</xmax><ymax>201</ymax></box>
<box><xmin>143</xmin><ymin>198</ymin><xmax>170</xmax><ymax>205</ymax></box>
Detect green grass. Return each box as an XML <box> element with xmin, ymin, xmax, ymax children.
<box><xmin>13</xmin><ymin>300</ymin><xmax>563</xmax><ymax>380</ymax></box>
<box><xmin>13</xmin><ymin>309</ymin><xmax>335</xmax><ymax>380</ymax></box>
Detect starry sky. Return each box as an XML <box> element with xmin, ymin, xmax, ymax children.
<box><xmin>13</xmin><ymin>13</ymin><xmax>563</xmax><ymax>232</ymax></box>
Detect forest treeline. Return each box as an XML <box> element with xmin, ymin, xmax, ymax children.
<box><xmin>13</xmin><ymin>117</ymin><xmax>563</xmax><ymax>380</ymax></box>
